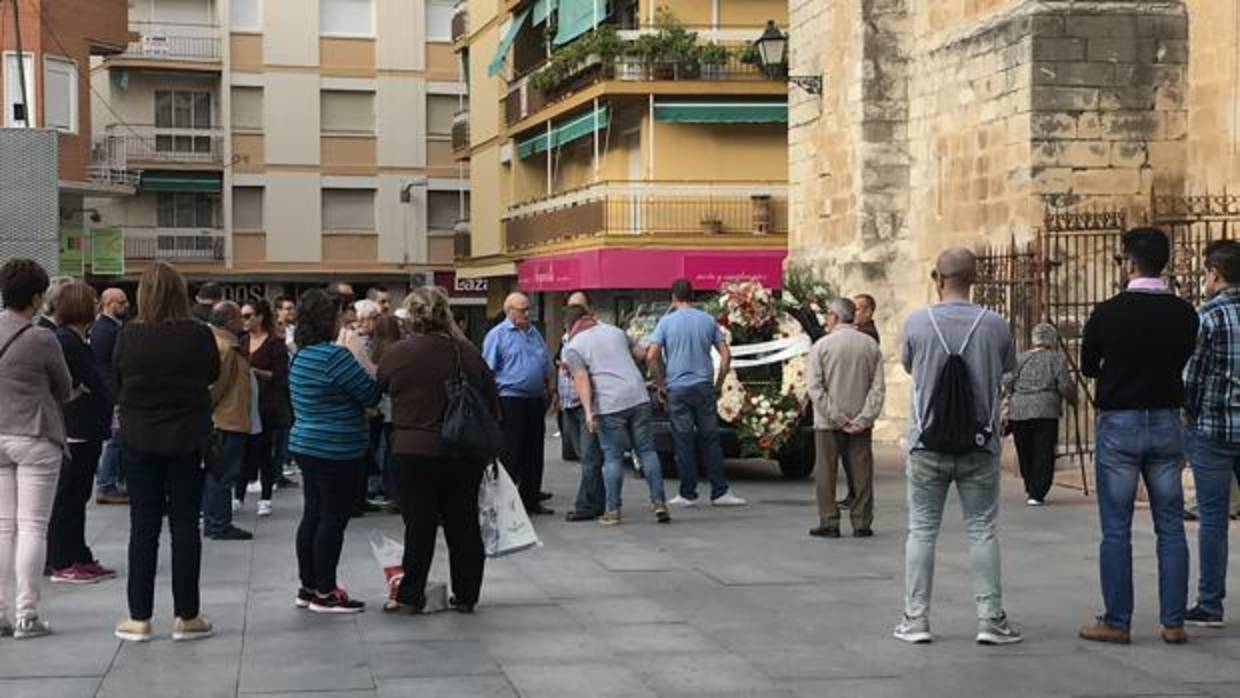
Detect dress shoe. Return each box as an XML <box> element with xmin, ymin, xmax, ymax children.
<box><xmin>854</xmin><ymin>528</ymin><xmax>874</xmax><ymax>538</ymax></box>
<box><xmin>539</xmin><ymin>491</ymin><xmax>553</xmax><ymax>502</ymax></box>
<box><xmin>564</xmin><ymin>511</ymin><xmax>598</xmax><ymax>522</ymax></box>
<box><xmin>1078</xmin><ymin>618</ymin><xmax>1130</xmax><ymax>644</ymax></box>
<box><xmin>1161</xmin><ymin>625</ymin><xmax>1188</xmax><ymax>644</ymax></box>
<box><xmin>526</xmin><ymin>504</ymin><xmax>555</xmax><ymax>516</ymax></box>
<box><xmin>809</xmin><ymin>526</ymin><xmax>840</xmax><ymax>538</ymax></box>
<box><xmin>96</xmin><ymin>492</ymin><xmax>129</xmax><ymax>505</ymax></box>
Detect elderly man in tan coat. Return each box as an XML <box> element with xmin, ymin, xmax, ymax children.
<box><xmin>805</xmin><ymin>297</ymin><xmax>885</xmax><ymax>538</ymax></box>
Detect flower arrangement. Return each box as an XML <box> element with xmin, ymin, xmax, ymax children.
<box><xmin>706</xmin><ymin>279</ymin><xmax>779</xmax><ymax>345</ymax></box>
<box><xmin>735</xmin><ymin>386</ymin><xmax>806</xmax><ymax>457</ymax></box>
<box><xmin>782</xmin><ymin>263</ymin><xmax>836</xmax><ymax>330</ymax></box>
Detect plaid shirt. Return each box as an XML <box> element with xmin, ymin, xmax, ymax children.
<box><xmin>1184</xmin><ymin>287</ymin><xmax>1240</xmax><ymax>442</ymax></box>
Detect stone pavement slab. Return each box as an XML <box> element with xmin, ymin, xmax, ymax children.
<box><xmin>3</xmin><ymin>441</ymin><xmax>1240</xmax><ymax>697</ymax></box>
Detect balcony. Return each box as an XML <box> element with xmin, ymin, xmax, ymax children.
<box><xmin>96</xmin><ymin>125</ymin><xmax>225</xmax><ymax>168</ymax></box>
<box><xmin>451</xmin><ymin>109</ymin><xmax>470</xmax><ymax>156</ymax></box>
<box><xmin>504</xmin><ymin>41</ymin><xmax>773</xmax><ymax>126</ymax></box>
<box><xmin>451</xmin><ymin>4</ymin><xmax>468</xmax><ymax>43</ymax></box>
<box><xmin>124</xmin><ymin>227</ymin><xmax>225</xmax><ymax>262</ymax></box>
<box><xmin>111</xmin><ymin>21</ymin><xmax>222</xmax><ymax>67</ymax></box>
<box><xmin>503</xmin><ymin>182</ymin><xmax>788</xmax><ymax>252</ymax></box>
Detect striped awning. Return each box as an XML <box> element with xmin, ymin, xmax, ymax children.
<box><xmin>139</xmin><ymin>171</ymin><xmax>222</xmax><ymax>193</ymax></box>
<box><xmin>487</xmin><ymin>8</ymin><xmax>531</xmax><ymax>77</ymax></box>
<box><xmin>517</xmin><ymin>106</ymin><xmax>610</xmax><ymax>159</ymax></box>
<box><xmin>653</xmin><ymin>102</ymin><xmax>789</xmax><ymax>124</ymax></box>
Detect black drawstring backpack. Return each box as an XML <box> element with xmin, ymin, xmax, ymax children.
<box><xmin>918</xmin><ymin>309</ymin><xmax>992</xmax><ymax>454</ymax></box>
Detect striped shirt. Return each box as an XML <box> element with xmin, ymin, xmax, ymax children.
<box><xmin>1185</xmin><ymin>287</ymin><xmax>1240</xmax><ymax>442</ymax></box>
<box><xmin>289</xmin><ymin>342</ymin><xmax>380</xmax><ymax>461</ymax></box>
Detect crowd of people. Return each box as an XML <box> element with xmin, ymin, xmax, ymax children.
<box><xmin>0</xmin><ymin>224</ymin><xmax>1238</xmax><ymax>649</ymax></box>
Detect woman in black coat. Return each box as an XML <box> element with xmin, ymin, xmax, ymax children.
<box><xmin>46</xmin><ymin>282</ymin><xmax>115</xmax><ymax>583</ymax></box>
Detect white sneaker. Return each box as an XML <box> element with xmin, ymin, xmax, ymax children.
<box><xmin>231</xmin><ymin>499</ymin><xmax>241</xmax><ymax>514</ymax></box>
<box><xmin>13</xmin><ymin>616</ymin><xmax>51</xmax><ymax>640</ymax></box>
<box><xmin>668</xmin><ymin>495</ymin><xmax>698</xmax><ymax>508</ymax></box>
<box><xmin>894</xmin><ymin>615</ymin><xmax>932</xmax><ymax>644</ymax></box>
<box><xmin>257</xmin><ymin>500</ymin><xmax>273</xmax><ymax>517</ymax></box>
<box><xmin>710</xmin><ymin>492</ymin><xmax>747</xmax><ymax>507</ymax></box>
<box><xmin>1026</xmin><ymin>498</ymin><xmax>1044</xmax><ymax>507</ymax></box>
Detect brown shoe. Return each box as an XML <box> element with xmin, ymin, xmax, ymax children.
<box><xmin>1078</xmin><ymin>618</ymin><xmax>1131</xmax><ymax>644</ymax></box>
<box><xmin>1161</xmin><ymin>625</ymin><xmax>1188</xmax><ymax>645</ymax></box>
<box><xmin>95</xmin><ymin>492</ymin><xmax>129</xmax><ymax>505</ymax></box>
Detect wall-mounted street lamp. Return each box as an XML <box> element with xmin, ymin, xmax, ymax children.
<box><xmin>754</xmin><ymin>20</ymin><xmax>822</xmax><ymax>95</ymax></box>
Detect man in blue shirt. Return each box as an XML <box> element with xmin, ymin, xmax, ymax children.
<box><xmin>646</xmin><ymin>279</ymin><xmax>746</xmax><ymax>507</ymax></box>
<box><xmin>483</xmin><ymin>292</ymin><xmax>555</xmax><ymax>515</ymax></box>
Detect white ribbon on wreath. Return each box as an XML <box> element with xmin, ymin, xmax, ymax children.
<box><xmin>712</xmin><ymin>334</ymin><xmax>811</xmax><ymax>372</ymax></box>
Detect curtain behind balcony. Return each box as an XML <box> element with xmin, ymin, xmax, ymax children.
<box><xmin>553</xmin><ymin>0</ymin><xmax>608</xmax><ymax>47</ymax></box>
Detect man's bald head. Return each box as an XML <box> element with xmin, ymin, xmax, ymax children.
<box><xmin>211</xmin><ymin>300</ymin><xmax>243</xmax><ymax>335</ymax></box>
<box><xmin>504</xmin><ymin>292</ymin><xmax>532</xmax><ymax>329</ymax></box>
<box><xmin>935</xmin><ymin>247</ymin><xmax>977</xmax><ymax>291</ymax></box>
<box><xmin>100</xmin><ymin>287</ymin><xmax>129</xmax><ymax>318</ymax></box>
<box><xmin>567</xmin><ymin>291</ymin><xmax>592</xmax><ymax>311</ymax></box>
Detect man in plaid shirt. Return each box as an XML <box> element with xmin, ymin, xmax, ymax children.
<box><xmin>1183</xmin><ymin>239</ymin><xmax>1240</xmax><ymax>627</ymax></box>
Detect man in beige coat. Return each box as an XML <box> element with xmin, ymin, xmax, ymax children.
<box><xmin>806</xmin><ymin>297</ymin><xmax>885</xmax><ymax>538</ymax></box>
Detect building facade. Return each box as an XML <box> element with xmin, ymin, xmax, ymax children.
<box><xmin>87</xmin><ymin>0</ymin><xmax>470</xmax><ymax>304</ymax></box>
<box><xmin>788</xmin><ymin>0</ymin><xmax>1240</xmax><ymax>440</ymax></box>
<box><xmin>453</xmin><ymin>0</ymin><xmax>790</xmax><ymax>328</ymax></box>
<box><xmin>0</xmin><ymin>0</ymin><xmax>133</xmax><ymax>254</ymax></box>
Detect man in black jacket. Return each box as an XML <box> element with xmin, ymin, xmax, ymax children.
<box><xmin>92</xmin><ymin>288</ymin><xmax>130</xmax><ymax>505</ymax></box>
<box><xmin>1078</xmin><ymin>227</ymin><xmax>1199</xmax><ymax>646</ymax></box>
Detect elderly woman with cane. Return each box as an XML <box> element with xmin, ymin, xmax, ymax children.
<box><xmin>1003</xmin><ymin>322</ymin><xmax>1077</xmax><ymax>506</ymax></box>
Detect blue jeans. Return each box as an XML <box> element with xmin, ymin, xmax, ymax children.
<box><xmin>667</xmin><ymin>383</ymin><xmax>728</xmax><ymax>501</ymax></box>
<box><xmin>95</xmin><ymin>438</ymin><xmax>125</xmax><ymax>495</ymax></box>
<box><xmin>202</xmin><ymin>431</ymin><xmax>246</xmax><ymax>536</ymax></box>
<box><xmin>563</xmin><ymin>406</ymin><xmax>604</xmax><ymax>516</ymax></box>
<box><xmin>904</xmin><ymin>450</ymin><xmax>1004</xmax><ymax>621</ymax></box>
<box><xmin>597</xmin><ymin>403</ymin><xmax>667</xmax><ymax>513</ymax></box>
<box><xmin>1187</xmin><ymin>430</ymin><xmax>1240</xmax><ymax>616</ymax></box>
<box><xmin>1095</xmin><ymin>409</ymin><xmax>1188</xmax><ymax>629</ymax></box>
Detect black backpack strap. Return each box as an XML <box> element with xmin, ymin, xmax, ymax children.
<box><xmin>0</xmin><ymin>323</ymin><xmax>33</xmax><ymax>365</ymax></box>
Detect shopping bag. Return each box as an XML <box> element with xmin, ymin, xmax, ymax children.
<box><xmin>368</xmin><ymin>532</ymin><xmax>447</xmax><ymax>611</ymax></box>
<box><xmin>478</xmin><ymin>463</ymin><xmax>541</xmax><ymax>558</ymax></box>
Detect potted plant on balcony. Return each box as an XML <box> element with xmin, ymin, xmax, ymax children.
<box><xmin>699</xmin><ymin>42</ymin><xmax>730</xmax><ymax>80</ymax></box>
<box><xmin>701</xmin><ymin>214</ymin><xmax>725</xmax><ymax>235</ymax></box>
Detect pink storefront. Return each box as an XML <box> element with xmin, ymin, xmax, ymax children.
<box><xmin>516</xmin><ymin>248</ymin><xmax>787</xmax><ymax>292</ymax></box>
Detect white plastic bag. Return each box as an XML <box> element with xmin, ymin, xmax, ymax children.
<box><xmin>478</xmin><ymin>463</ymin><xmax>541</xmax><ymax>558</ymax></box>
<box><xmin>368</xmin><ymin>532</ymin><xmax>447</xmax><ymax>611</ymax></box>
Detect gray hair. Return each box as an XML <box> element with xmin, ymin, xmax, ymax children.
<box><xmin>41</xmin><ymin>275</ymin><xmax>75</xmax><ymax>315</ymax></box>
<box><xmin>828</xmin><ymin>297</ymin><xmax>856</xmax><ymax>324</ymax></box>
<box><xmin>403</xmin><ymin>286</ymin><xmax>463</xmax><ymax>339</ymax></box>
<box><xmin>1032</xmin><ymin>322</ymin><xmax>1059</xmax><ymax>349</ymax></box>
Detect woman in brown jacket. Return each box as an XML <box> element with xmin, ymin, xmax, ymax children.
<box><xmin>377</xmin><ymin>287</ymin><xmax>499</xmax><ymax>614</ymax></box>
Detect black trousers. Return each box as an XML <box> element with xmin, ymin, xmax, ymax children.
<box><xmin>1012</xmin><ymin>418</ymin><xmax>1058</xmax><ymax>501</ymax></box>
<box><xmin>295</xmin><ymin>454</ymin><xmax>358</xmax><ymax>594</ymax></box>
<box><xmin>393</xmin><ymin>454</ymin><xmax>485</xmax><ymax>608</ymax></box>
<box><xmin>47</xmin><ymin>440</ymin><xmax>103</xmax><ymax>570</ymax></box>
<box><xmin>237</xmin><ymin>429</ymin><xmax>277</xmax><ymax>502</ymax></box>
<box><xmin>500</xmin><ymin>397</ymin><xmax>546</xmax><ymax>508</ymax></box>
<box><xmin>125</xmin><ymin>446</ymin><xmax>204</xmax><ymax>621</ymax></box>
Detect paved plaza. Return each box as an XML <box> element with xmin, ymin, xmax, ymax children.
<box><xmin>3</xmin><ymin>439</ymin><xmax>1240</xmax><ymax>698</ymax></box>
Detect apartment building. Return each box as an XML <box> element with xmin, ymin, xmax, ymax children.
<box><xmin>453</xmin><ymin>0</ymin><xmax>789</xmax><ymax>325</ymax></box>
<box><xmin>0</xmin><ymin>0</ymin><xmax>132</xmax><ymax>270</ymax></box>
<box><xmin>89</xmin><ymin>0</ymin><xmax>470</xmax><ymax>304</ymax></box>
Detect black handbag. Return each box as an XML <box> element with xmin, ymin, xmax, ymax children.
<box><xmin>441</xmin><ymin>339</ymin><xmax>505</xmax><ymax>462</ymax></box>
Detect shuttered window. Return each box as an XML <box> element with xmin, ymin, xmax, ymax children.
<box><xmin>426</xmin><ymin>94</ymin><xmax>458</xmax><ymax>136</ymax></box>
<box><xmin>231</xmin><ymin>87</ymin><xmax>263</xmax><ymax>130</ymax></box>
<box><xmin>232</xmin><ymin>187</ymin><xmax>264</xmax><ymax>230</ymax></box>
<box><xmin>320</xmin><ymin>90</ymin><xmax>374</xmax><ymax>134</ymax></box>
<box><xmin>322</xmin><ymin>189</ymin><xmax>375</xmax><ymax>230</ymax></box>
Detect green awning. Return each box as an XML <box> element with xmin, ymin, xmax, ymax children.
<box><xmin>487</xmin><ymin>8</ymin><xmax>530</xmax><ymax>77</ymax></box>
<box><xmin>517</xmin><ymin>105</ymin><xmax>610</xmax><ymax>159</ymax></box>
<box><xmin>553</xmin><ymin>0</ymin><xmax>607</xmax><ymax>46</ymax></box>
<box><xmin>653</xmin><ymin>102</ymin><xmax>789</xmax><ymax>124</ymax></box>
<box><xmin>532</xmin><ymin>0</ymin><xmax>556</xmax><ymax>25</ymax></box>
<box><xmin>140</xmin><ymin>171</ymin><xmax>222</xmax><ymax>193</ymax></box>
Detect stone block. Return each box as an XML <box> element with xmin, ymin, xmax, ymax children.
<box><xmin>1033</xmin><ymin>61</ymin><xmax>1115</xmax><ymax>87</ymax></box>
<box><xmin>1033</xmin><ymin>37</ymin><xmax>1085</xmax><ymax>62</ymax></box>
<box><xmin>1155</xmin><ymin>84</ymin><xmax>1185</xmax><ymax>111</ymax></box>
<box><xmin>1110</xmin><ymin>142</ymin><xmax>1148</xmax><ymax>168</ymax></box>
<box><xmin>1071</xmin><ymin>168</ymin><xmax>1142</xmax><ymax>195</ymax></box>
<box><xmin>1065</xmin><ymin>14</ymin><xmax>1138</xmax><ymax>39</ymax></box>
<box><xmin>1155</xmin><ymin>40</ymin><xmax>1189</xmax><ymax>64</ymax></box>
<box><xmin>1099</xmin><ymin>86</ymin><xmax>1154</xmax><ymax>110</ymax></box>
<box><xmin>1032</xmin><ymin>113</ymin><xmax>1076</xmax><ymax>139</ymax></box>
<box><xmin>1149</xmin><ymin>140</ymin><xmax>1188</xmax><ymax>170</ymax></box>
<box><xmin>1032</xmin><ymin>166</ymin><xmax>1072</xmax><ymax>193</ymax></box>
<box><xmin>1087</xmin><ymin>38</ymin><xmax>1139</xmax><ymax>63</ymax></box>
<box><xmin>1062</xmin><ymin>140</ymin><xmax>1111</xmax><ymax>167</ymax></box>
<box><xmin>1032</xmin><ymin>86</ymin><xmax>1099</xmax><ymax>111</ymax></box>
<box><xmin>1157</xmin><ymin>110</ymin><xmax>1188</xmax><ymax>140</ymax></box>
<box><xmin>1138</xmin><ymin>14</ymin><xmax>1188</xmax><ymax>39</ymax></box>
<box><xmin>1100</xmin><ymin>111</ymin><xmax>1159</xmax><ymax>140</ymax></box>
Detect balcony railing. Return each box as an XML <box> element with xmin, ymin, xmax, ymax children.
<box><xmin>451</xmin><ymin>109</ymin><xmax>470</xmax><ymax>153</ymax></box>
<box><xmin>124</xmin><ymin>227</ymin><xmax>225</xmax><ymax>262</ymax></box>
<box><xmin>503</xmin><ymin>182</ymin><xmax>787</xmax><ymax>252</ymax></box>
<box><xmin>119</xmin><ymin>21</ymin><xmax>222</xmax><ymax>62</ymax></box>
<box><xmin>451</xmin><ymin>4</ymin><xmax>468</xmax><ymax>43</ymax></box>
<box><xmin>97</xmin><ymin>124</ymin><xmax>224</xmax><ymax>166</ymax></box>
<box><xmin>505</xmin><ymin>48</ymin><xmax>769</xmax><ymax>126</ymax></box>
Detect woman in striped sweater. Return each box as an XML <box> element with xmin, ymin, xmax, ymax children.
<box><xmin>288</xmin><ymin>290</ymin><xmax>380</xmax><ymax>614</ymax></box>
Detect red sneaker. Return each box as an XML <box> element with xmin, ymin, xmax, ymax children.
<box><xmin>50</xmin><ymin>565</ymin><xmax>100</xmax><ymax>585</ymax></box>
<box><xmin>81</xmin><ymin>561</ymin><xmax>117</xmax><ymax>580</ymax></box>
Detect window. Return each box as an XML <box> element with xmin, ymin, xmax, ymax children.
<box><xmin>43</xmin><ymin>57</ymin><xmax>77</xmax><ymax>133</ymax></box>
<box><xmin>320</xmin><ymin>0</ymin><xmax>374</xmax><ymax>37</ymax></box>
<box><xmin>427</xmin><ymin>190</ymin><xmax>468</xmax><ymax>230</ymax></box>
<box><xmin>320</xmin><ymin>90</ymin><xmax>374</xmax><ymax>134</ymax></box>
<box><xmin>232</xmin><ymin>187</ymin><xmax>264</xmax><ymax>230</ymax></box>
<box><xmin>426</xmin><ymin>1</ymin><xmax>454</xmax><ymax>42</ymax></box>
<box><xmin>155</xmin><ymin>90</ymin><xmax>213</xmax><ymax>153</ymax></box>
<box><xmin>322</xmin><ymin>189</ymin><xmax>375</xmax><ymax>230</ymax></box>
<box><xmin>3</xmin><ymin>52</ymin><xmax>35</xmax><ymax>128</ymax></box>
<box><xmin>231</xmin><ymin>87</ymin><xmax>263</xmax><ymax>130</ymax></box>
<box><xmin>231</xmin><ymin>0</ymin><xmax>262</xmax><ymax>31</ymax></box>
<box><xmin>158</xmin><ymin>193</ymin><xmax>218</xmax><ymax>228</ymax></box>
<box><xmin>426</xmin><ymin>94</ymin><xmax>458</xmax><ymax>136</ymax></box>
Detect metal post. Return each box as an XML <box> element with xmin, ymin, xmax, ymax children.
<box><xmin>592</xmin><ymin>97</ymin><xmax>600</xmax><ymax>182</ymax></box>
